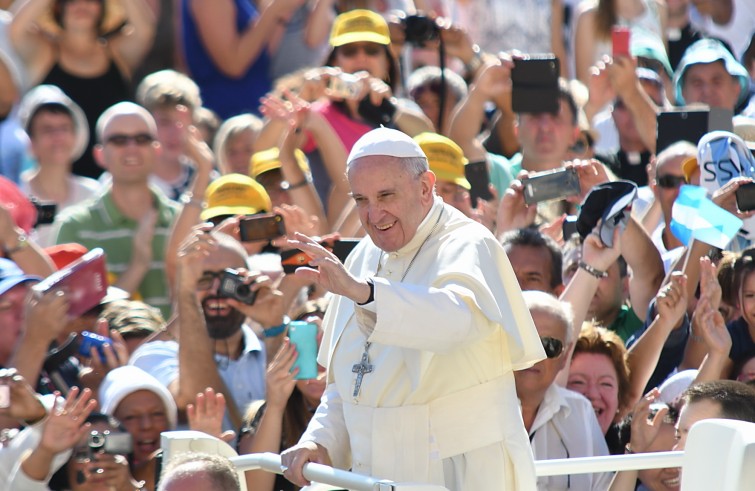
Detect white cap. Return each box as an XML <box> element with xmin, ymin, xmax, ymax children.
<box><xmin>99</xmin><ymin>365</ymin><xmax>178</xmax><ymax>429</ymax></box>
<box><xmin>347</xmin><ymin>127</ymin><xmax>427</xmax><ymax>166</ymax></box>
<box><xmin>658</xmin><ymin>369</ymin><xmax>698</xmax><ymax>406</ymax></box>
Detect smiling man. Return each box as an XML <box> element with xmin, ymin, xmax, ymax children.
<box><xmin>52</xmin><ymin>102</ymin><xmax>179</xmax><ymax>318</ymax></box>
<box><xmin>280</xmin><ymin>127</ymin><xmax>545</xmax><ymax>490</ymax></box>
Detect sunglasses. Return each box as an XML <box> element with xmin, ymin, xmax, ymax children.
<box><xmin>656</xmin><ymin>174</ymin><xmax>686</xmax><ymax>189</ymax></box>
<box><xmin>196</xmin><ymin>271</ymin><xmax>225</xmax><ymax>291</ymax></box>
<box><xmin>104</xmin><ymin>133</ymin><xmax>155</xmax><ymax>147</ymax></box>
<box><xmin>339</xmin><ymin>43</ymin><xmax>383</xmax><ymax>58</ymax></box>
<box><xmin>541</xmin><ymin>336</ymin><xmax>565</xmax><ymax>358</ymax></box>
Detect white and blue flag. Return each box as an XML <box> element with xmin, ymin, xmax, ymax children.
<box><xmin>670</xmin><ymin>185</ymin><xmax>743</xmax><ymax>249</ymax></box>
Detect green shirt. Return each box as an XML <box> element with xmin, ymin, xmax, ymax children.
<box><xmin>607</xmin><ymin>305</ymin><xmax>643</xmax><ymax>343</ymax></box>
<box><xmin>53</xmin><ymin>186</ymin><xmax>179</xmax><ymax>319</ymax></box>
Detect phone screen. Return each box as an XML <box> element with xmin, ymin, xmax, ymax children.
<box><xmin>612</xmin><ymin>27</ymin><xmax>631</xmax><ymax>58</ymax></box>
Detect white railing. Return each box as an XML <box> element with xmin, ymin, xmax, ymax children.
<box><xmin>161</xmin><ymin>419</ymin><xmax>755</xmax><ymax>491</ymax></box>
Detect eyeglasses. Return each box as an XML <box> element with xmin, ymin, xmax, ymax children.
<box><xmin>339</xmin><ymin>43</ymin><xmax>383</xmax><ymax>58</ymax></box>
<box><xmin>656</xmin><ymin>174</ymin><xmax>686</xmax><ymax>189</ymax></box>
<box><xmin>104</xmin><ymin>133</ymin><xmax>155</xmax><ymax>147</ymax></box>
<box><xmin>196</xmin><ymin>271</ymin><xmax>225</xmax><ymax>291</ymax></box>
<box><xmin>541</xmin><ymin>336</ymin><xmax>564</xmax><ymax>358</ymax></box>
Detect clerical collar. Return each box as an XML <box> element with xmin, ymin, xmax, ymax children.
<box><xmin>390</xmin><ymin>196</ymin><xmax>444</xmax><ymax>257</ymax></box>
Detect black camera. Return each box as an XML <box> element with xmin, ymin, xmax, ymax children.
<box><xmin>30</xmin><ymin>198</ymin><xmax>57</xmax><ymax>227</ymax></box>
<box><xmin>87</xmin><ymin>430</ymin><xmax>133</xmax><ymax>457</ymax></box>
<box><xmin>217</xmin><ymin>269</ymin><xmax>257</xmax><ymax>305</ymax></box>
<box><xmin>402</xmin><ymin>15</ymin><xmax>439</xmax><ymax>47</ymax></box>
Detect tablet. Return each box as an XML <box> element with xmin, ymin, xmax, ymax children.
<box><xmin>32</xmin><ymin>248</ymin><xmax>109</xmax><ymax>318</ymax></box>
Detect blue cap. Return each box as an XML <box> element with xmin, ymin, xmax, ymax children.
<box><xmin>673</xmin><ymin>39</ymin><xmax>749</xmax><ymax>107</ymax></box>
<box><xmin>0</xmin><ymin>258</ymin><xmax>41</xmax><ymax>296</ymax></box>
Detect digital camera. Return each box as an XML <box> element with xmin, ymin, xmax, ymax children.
<box><xmin>402</xmin><ymin>15</ymin><xmax>439</xmax><ymax>47</ymax></box>
<box><xmin>217</xmin><ymin>269</ymin><xmax>257</xmax><ymax>305</ymax></box>
<box><xmin>88</xmin><ymin>430</ymin><xmax>133</xmax><ymax>457</ymax></box>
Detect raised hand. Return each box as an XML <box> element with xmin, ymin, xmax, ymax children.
<box><xmin>265</xmin><ymin>339</ymin><xmax>298</xmax><ymax>411</ymax></box>
<box><xmin>39</xmin><ymin>388</ymin><xmax>97</xmax><ymax>456</ymax></box>
<box><xmin>656</xmin><ymin>272</ymin><xmax>688</xmax><ymax>328</ymax></box>
<box><xmin>187</xmin><ymin>387</ymin><xmax>235</xmax><ymax>442</ymax></box>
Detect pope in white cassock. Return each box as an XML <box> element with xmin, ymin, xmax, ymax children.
<box><xmin>281</xmin><ymin>127</ymin><xmax>546</xmax><ymax>490</ymax></box>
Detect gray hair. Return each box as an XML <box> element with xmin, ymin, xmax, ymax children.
<box><xmin>157</xmin><ymin>452</ymin><xmax>240</xmax><ymax>491</ymax></box>
<box><xmin>407</xmin><ymin>66</ymin><xmax>469</xmax><ymax>104</ymax></box>
<box><xmin>656</xmin><ymin>140</ymin><xmax>696</xmax><ymax>173</ymax></box>
<box><xmin>523</xmin><ymin>290</ymin><xmax>574</xmax><ymax>346</ymax></box>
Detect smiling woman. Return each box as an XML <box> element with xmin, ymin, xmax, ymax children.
<box><xmin>567</xmin><ymin>323</ymin><xmax>631</xmax><ymax>454</ymax></box>
<box><xmin>99</xmin><ymin>365</ymin><xmax>178</xmax><ymax>490</ymax></box>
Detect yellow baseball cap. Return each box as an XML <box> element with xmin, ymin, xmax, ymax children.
<box><xmin>200</xmin><ymin>174</ymin><xmax>272</xmax><ymax>221</ymax></box>
<box><xmin>330</xmin><ymin>9</ymin><xmax>390</xmax><ymax>47</ymax></box>
<box><xmin>681</xmin><ymin>156</ymin><xmax>698</xmax><ymax>183</ymax></box>
<box><xmin>413</xmin><ymin>132</ymin><xmax>470</xmax><ymax>190</ymax></box>
<box><xmin>250</xmin><ymin>147</ymin><xmax>310</xmax><ymax>178</ymax></box>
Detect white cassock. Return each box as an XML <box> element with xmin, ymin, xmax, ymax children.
<box><xmin>300</xmin><ymin>197</ymin><xmax>545</xmax><ymax>490</ymax></box>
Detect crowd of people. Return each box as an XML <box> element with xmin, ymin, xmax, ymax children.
<box><xmin>2</xmin><ymin>0</ymin><xmax>755</xmax><ymax>490</ymax></box>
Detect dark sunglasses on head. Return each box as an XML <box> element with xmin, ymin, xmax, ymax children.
<box><xmin>656</xmin><ymin>174</ymin><xmax>686</xmax><ymax>189</ymax></box>
<box><xmin>105</xmin><ymin>133</ymin><xmax>155</xmax><ymax>147</ymax></box>
<box><xmin>339</xmin><ymin>43</ymin><xmax>383</xmax><ymax>58</ymax></box>
<box><xmin>541</xmin><ymin>336</ymin><xmax>564</xmax><ymax>358</ymax></box>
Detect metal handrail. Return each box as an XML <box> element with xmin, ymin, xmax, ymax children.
<box><xmin>534</xmin><ymin>451</ymin><xmax>684</xmax><ymax>476</ymax></box>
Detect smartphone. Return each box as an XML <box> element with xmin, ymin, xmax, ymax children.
<box><xmin>331</xmin><ymin>238</ymin><xmax>359</xmax><ymax>262</ymax></box>
<box><xmin>288</xmin><ymin>321</ymin><xmax>318</xmax><ymax>380</ymax></box>
<box><xmin>32</xmin><ymin>200</ymin><xmax>57</xmax><ymax>226</ymax></box>
<box><xmin>238</xmin><ymin>213</ymin><xmax>285</xmax><ymax>242</ymax></box>
<box><xmin>280</xmin><ymin>238</ymin><xmax>361</xmax><ymax>274</ymax></box>
<box><xmin>736</xmin><ymin>182</ymin><xmax>755</xmax><ymax>212</ymax></box>
<box><xmin>612</xmin><ymin>26</ymin><xmax>631</xmax><ymax>58</ymax></box>
<box><xmin>562</xmin><ymin>215</ymin><xmax>578</xmax><ymax>240</ymax></box>
<box><xmin>31</xmin><ymin>248</ymin><xmax>108</xmax><ymax>318</ymax></box>
<box><xmin>465</xmin><ymin>160</ymin><xmax>494</xmax><ymax>207</ymax></box>
<box><xmin>511</xmin><ymin>56</ymin><xmax>560</xmax><ymax>114</ymax></box>
<box><xmin>522</xmin><ymin>168</ymin><xmax>581</xmax><ymax>205</ymax></box>
<box><xmin>656</xmin><ymin>107</ymin><xmax>733</xmax><ymax>153</ymax></box>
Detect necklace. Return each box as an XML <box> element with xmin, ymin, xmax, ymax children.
<box><xmin>351</xmin><ymin>207</ymin><xmax>444</xmax><ymax>399</ymax></box>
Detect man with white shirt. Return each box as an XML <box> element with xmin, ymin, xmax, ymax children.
<box><xmin>281</xmin><ymin>127</ymin><xmax>545</xmax><ymax>490</ymax></box>
<box><xmin>516</xmin><ymin>291</ymin><xmax>612</xmax><ymax>491</ymax></box>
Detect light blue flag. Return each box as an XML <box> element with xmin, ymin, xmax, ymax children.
<box><xmin>670</xmin><ymin>185</ymin><xmax>743</xmax><ymax>249</ymax></box>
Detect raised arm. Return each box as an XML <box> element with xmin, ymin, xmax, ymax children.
<box><xmin>620</xmin><ymin>215</ymin><xmax>664</xmax><ymax>322</ymax></box>
<box><xmin>187</xmin><ymin>0</ymin><xmax>303</xmax><ymax>78</ymax></box>
<box><xmin>8</xmin><ymin>0</ymin><xmax>54</xmax><ymax>66</ymax></box>
<box><xmin>109</xmin><ymin>0</ymin><xmax>157</xmax><ymax>73</ymax></box>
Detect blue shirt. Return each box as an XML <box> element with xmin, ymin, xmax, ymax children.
<box><xmin>181</xmin><ymin>0</ymin><xmax>271</xmax><ymax>119</ymax></box>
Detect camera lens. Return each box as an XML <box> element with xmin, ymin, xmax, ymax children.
<box><xmin>235</xmin><ymin>284</ymin><xmax>251</xmax><ymax>297</ymax></box>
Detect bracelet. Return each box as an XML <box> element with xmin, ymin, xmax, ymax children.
<box><xmin>4</xmin><ymin>233</ymin><xmax>29</xmax><ymax>256</ymax></box>
<box><xmin>263</xmin><ymin>321</ymin><xmax>288</xmax><ymax>338</ymax></box>
<box><xmin>281</xmin><ymin>176</ymin><xmax>313</xmax><ymax>191</ymax></box>
<box><xmin>464</xmin><ymin>44</ymin><xmax>484</xmax><ymax>74</ymax></box>
<box><xmin>357</xmin><ymin>278</ymin><xmax>375</xmax><ymax>305</ymax></box>
<box><xmin>579</xmin><ymin>260</ymin><xmax>608</xmax><ymax>279</ymax></box>
<box><xmin>179</xmin><ymin>192</ymin><xmax>207</xmax><ymax>209</ymax></box>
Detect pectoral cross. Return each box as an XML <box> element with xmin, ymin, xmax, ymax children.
<box><xmin>351</xmin><ymin>345</ymin><xmax>374</xmax><ymax>398</ymax></box>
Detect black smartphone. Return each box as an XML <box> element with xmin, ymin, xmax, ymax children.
<box><xmin>511</xmin><ymin>56</ymin><xmax>560</xmax><ymax>114</ymax></box>
<box><xmin>32</xmin><ymin>200</ymin><xmax>57</xmax><ymax>226</ymax></box>
<box><xmin>562</xmin><ymin>215</ymin><xmax>578</xmax><ymax>240</ymax></box>
<box><xmin>736</xmin><ymin>182</ymin><xmax>755</xmax><ymax>212</ymax></box>
<box><xmin>358</xmin><ymin>97</ymin><xmax>397</xmax><ymax>127</ymax></box>
<box><xmin>464</xmin><ymin>160</ymin><xmax>494</xmax><ymax>207</ymax></box>
<box><xmin>238</xmin><ymin>213</ymin><xmax>285</xmax><ymax>242</ymax></box>
<box><xmin>521</xmin><ymin>168</ymin><xmax>581</xmax><ymax>205</ymax></box>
